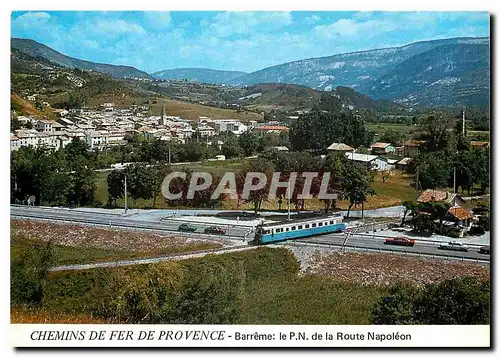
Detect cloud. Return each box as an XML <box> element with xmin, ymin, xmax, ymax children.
<box><xmin>143</xmin><ymin>11</ymin><xmax>171</xmax><ymax>29</ymax></box>
<box><xmin>315</xmin><ymin>18</ymin><xmax>397</xmax><ymax>39</ymax></box>
<box><xmin>305</xmin><ymin>14</ymin><xmax>321</xmax><ymax>24</ymax></box>
<box><xmin>12</xmin><ymin>12</ymin><xmax>51</xmax><ymax>30</ymax></box>
<box><xmin>206</xmin><ymin>11</ymin><xmax>293</xmax><ymax>38</ymax></box>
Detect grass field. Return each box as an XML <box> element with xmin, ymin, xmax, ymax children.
<box><xmin>11</xmin><ymin>247</ymin><xmax>386</xmax><ymax>324</ymax></box>
<box><xmin>95</xmin><ymin>168</ymin><xmax>415</xmax><ymax>210</ymax></box>
<box><xmin>11</xmin><ymin>220</ymin><xmax>221</xmax><ymax>265</ymax></box>
<box><xmin>367</xmin><ymin>123</ymin><xmax>415</xmax><ymax>135</ymax></box>
<box><xmin>149</xmin><ymin>98</ymin><xmax>264</xmax><ymax>121</ymax></box>
<box><xmin>239</xmin><ymin>275</ymin><xmax>384</xmax><ymax>324</ymax></box>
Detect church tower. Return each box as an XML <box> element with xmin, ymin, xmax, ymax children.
<box><xmin>159</xmin><ymin>105</ymin><xmax>166</xmax><ymax>126</ymax></box>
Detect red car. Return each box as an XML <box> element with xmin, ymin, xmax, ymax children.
<box><xmin>204</xmin><ymin>226</ymin><xmax>227</xmax><ymax>235</ymax></box>
<box><xmin>384</xmin><ymin>236</ymin><xmax>415</xmax><ymax>247</ymax></box>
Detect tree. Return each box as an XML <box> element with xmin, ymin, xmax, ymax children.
<box><xmin>401</xmin><ymin>200</ymin><xmax>418</xmax><ymax>227</ymax></box>
<box><xmin>372</xmin><ymin>277</ymin><xmax>490</xmax><ymax>325</ymax></box>
<box><xmin>124</xmin><ymin>164</ymin><xmax>156</xmax><ymax>203</ymax></box>
<box><xmin>221</xmin><ymin>135</ymin><xmax>243</xmax><ymax>159</ymax></box>
<box><xmin>166</xmin><ymin>261</ymin><xmax>244</xmax><ymax>324</ymax></box>
<box><xmin>341</xmin><ymin>163</ymin><xmax>375</xmax><ymax>218</ymax></box>
<box><xmin>107</xmin><ymin>169</ymin><xmax>125</xmax><ymax>207</ymax></box>
<box><xmin>372</xmin><ymin>283</ymin><xmax>419</xmax><ymax>325</ymax></box>
<box><xmin>11</xmin><ymin>117</ymin><xmax>22</xmax><ymax>132</ymax></box>
<box><xmin>380</xmin><ymin>129</ymin><xmax>404</xmax><ymax>146</ymax></box>
<box><xmin>238</xmin><ymin>131</ymin><xmax>260</xmax><ymax>156</ymax></box>
<box><xmin>429</xmin><ymin>202</ymin><xmax>451</xmax><ymax>234</ymax></box>
<box><xmin>410</xmin><ymin>151</ymin><xmax>453</xmax><ymax>190</ymax></box>
<box><xmin>415</xmin><ymin>277</ymin><xmax>490</xmax><ymax>325</ymax></box>
<box><xmin>11</xmin><ymin>241</ymin><xmax>54</xmax><ymax>306</ymax></box>
<box><xmin>241</xmin><ymin>158</ymin><xmax>274</xmax><ymax>216</ymax></box>
<box><xmin>418</xmin><ymin>111</ymin><xmax>455</xmax><ymax>152</ymax></box>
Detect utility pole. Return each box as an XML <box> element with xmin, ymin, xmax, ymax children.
<box><xmin>124</xmin><ymin>174</ymin><xmax>128</xmax><ymax>213</ymax></box>
<box><xmin>168</xmin><ymin>146</ymin><xmax>171</xmax><ymax>165</ymax></box>
<box><xmin>462</xmin><ymin>109</ymin><xmax>466</xmax><ymax>136</ymax></box>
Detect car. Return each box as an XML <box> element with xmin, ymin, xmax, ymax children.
<box><xmin>479</xmin><ymin>245</ymin><xmax>490</xmax><ymax>255</ymax></box>
<box><xmin>384</xmin><ymin>236</ymin><xmax>415</xmax><ymax>247</ymax></box>
<box><xmin>178</xmin><ymin>223</ymin><xmax>197</xmax><ymax>232</ymax></box>
<box><xmin>438</xmin><ymin>241</ymin><xmax>469</xmax><ymax>252</ymax></box>
<box><xmin>204</xmin><ymin>226</ymin><xmax>226</xmax><ymax>235</ymax></box>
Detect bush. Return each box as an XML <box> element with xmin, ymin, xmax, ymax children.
<box><xmin>415</xmin><ymin>277</ymin><xmax>490</xmax><ymax>324</ymax></box>
<box><xmin>372</xmin><ymin>283</ymin><xmax>419</xmax><ymax>324</ymax></box>
<box><xmin>11</xmin><ymin>241</ymin><xmax>54</xmax><ymax>306</ymax></box>
<box><xmin>372</xmin><ymin>277</ymin><xmax>490</xmax><ymax>325</ymax></box>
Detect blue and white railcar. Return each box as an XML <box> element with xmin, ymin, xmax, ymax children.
<box><xmin>253</xmin><ymin>214</ymin><xmax>345</xmax><ymax>244</ymax></box>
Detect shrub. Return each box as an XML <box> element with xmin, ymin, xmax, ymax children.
<box><xmin>372</xmin><ymin>283</ymin><xmax>419</xmax><ymax>325</ymax></box>
<box><xmin>372</xmin><ymin>277</ymin><xmax>490</xmax><ymax>325</ymax></box>
<box><xmin>11</xmin><ymin>241</ymin><xmax>54</xmax><ymax>306</ymax></box>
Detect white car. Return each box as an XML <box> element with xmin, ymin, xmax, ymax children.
<box><xmin>438</xmin><ymin>241</ymin><xmax>469</xmax><ymax>252</ymax></box>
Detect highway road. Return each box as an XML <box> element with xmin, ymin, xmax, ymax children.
<box><xmin>296</xmin><ymin>233</ymin><xmax>490</xmax><ymax>263</ymax></box>
<box><xmin>11</xmin><ymin>205</ymin><xmax>490</xmax><ymax>264</ymax></box>
<box><xmin>11</xmin><ymin>205</ymin><xmax>252</xmax><ymax>239</ymax></box>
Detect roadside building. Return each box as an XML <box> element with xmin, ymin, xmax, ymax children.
<box><xmin>326</xmin><ymin>142</ymin><xmax>354</xmax><ymax>152</ymax></box>
<box><xmin>371</xmin><ymin>142</ymin><xmax>395</xmax><ymax>155</ymax></box>
<box><xmin>395</xmin><ymin>157</ymin><xmax>412</xmax><ymax>171</ymax></box>
<box><xmin>344</xmin><ymin>152</ymin><xmax>389</xmax><ymax>171</ymax></box>
<box><xmin>403</xmin><ymin>140</ymin><xmax>426</xmax><ymax>158</ymax></box>
<box><xmin>470</xmin><ymin>141</ymin><xmax>489</xmax><ymax>150</ymax></box>
<box><xmin>254</xmin><ymin>125</ymin><xmax>288</xmax><ymax>135</ymax></box>
<box><xmin>36</xmin><ymin>119</ymin><xmax>54</xmax><ymax>133</ymax></box>
<box><xmin>214</xmin><ymin>120</ymin><xmax>248</xmax><ymax>136</ymax></box>
<box><xmin>417</xmin><ymin>189</ymin><xmax>468</xmax><ymax>207</ymax></box>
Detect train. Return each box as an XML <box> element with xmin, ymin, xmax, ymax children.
<box><xmin>252</xmin><ymin>213</ymin><xmax>346</xmax><ymax>245</ymax></box>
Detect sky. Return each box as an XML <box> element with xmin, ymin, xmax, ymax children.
<box><xmin>11</xmin><ymin>11</ymin><xmax>490</xmax><ymax>74</ymax></box>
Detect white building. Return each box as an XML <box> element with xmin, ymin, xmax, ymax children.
<box><xmin>214</xmin><ymin>120</ymin><xmax>248</xmax><ymax>136</ymax></box>
<box><xmin>36</xmin><ymin>119</ymin><xmax>53</xmax><ymax>133</ymax></box>
<box><xmin>344</xmin><ymin>152</ymin><xmax>389</xmax><ymax>171</ymax></box>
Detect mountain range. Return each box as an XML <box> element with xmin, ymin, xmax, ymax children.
<box><xmin>11</xmin><ymin>38</ymin><xmax>152</xmax><ymax>79</ymax></box>
<box><xmin>11</xmin><ymin>37</ymin><xmax>490</xmax><ymax>108</ymax></box>
<box><xmin>152</xmin><ymin>68</ymin><xmax>247</xmax><ymax>84</ymax></box>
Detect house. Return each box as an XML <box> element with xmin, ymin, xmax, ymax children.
<box><xmin>86</xmin><ymin>131</ymin><xmax>109</xmax><ymax>149</ymax></box>
<box><xmin>470</xmin><ymin>141</ymin><xmax>489</xmax><ymax>150</ymax></box>
<box><xmin>416</xmin><ymin>189</ymin><xmax>474</xmax><ymax>233</ymax></box>
<box><xmin>197</xmin><ymin>125</ymin><xmax>216</xmax><ymax>138</ymax></box>
<box><xmin>386</xmin><ymin>159</ymin><xmax>398</xmax><ymax>170</ymax></box>
<box><xmin>53</xmin><ymin>108</ymin><xmax>69</xmax><ymax>117</ymax></box>
<box><xmin>214</xmin><ymin>120</ymin><xmax>248</xmax><ymax>136</ymax></box>
<box><xmin>57</xmin><ymin>118</ymin><xmax>75</xmax><ymax>127</ymax></box>
<box><xmin>344</xmin><ymin>152</ymin><xmax>389</xmax><ymax>171</ymax></box>
<box><xmin>254</xmin><ymin>125</ymin><xmax>289</xmax><ymax>135</ymax></box>
<box><xmin>417</xmin><ymin>189</ymin><xmax>471</xmax><ymax>210</ymax></box>
<box><xmin>326</xmin><ymin>143</ymin><xmax>354</xmax><ymax>152</ymax></box>
<box><xmin>403</xmin><ymin>140</ymin><xmax>426</xmax><ymax>158</ymax></box>
<box><xmin>36</xmin><ymin>119</ymin><xmax>54</xmax><ymax>133</ymax></box>
<box><xmin>371</xmin><ymin>142</ymin><xmax>395</xmax><ymax>155</ymax></box>
<box><xmin>396</xmin><ymin>157</ymin><xmax>412</xmax><ymax>171</ymax></box>
<box><xmin>51</xmin><ymin>121</ymin><xmax>65</xmax><ymax>132</ymax></box>
<box><xmin>10</xmin><ymin>134</ymin><xmax>20</xmax><ymax>151</ymax></box>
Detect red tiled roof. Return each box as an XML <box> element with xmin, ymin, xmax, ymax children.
<box><xmin>448</xmin><ymin>207</ymin><xmax>474</xmax><ymax>220</ymax></box>
<box><xmin>470</xmin><ymin>141</ymin><xmax>489</xmax><ymax>148</ymax></box>
<box><xmin>417</xmin><ymin>189</ymin><xmax>456</xmax><ymax>204</ymax></box>
<box><xmin>371</xmin><ymin>142</ymin><xmax>392</xmax><ymax>149</ymax></box>
<box><xmin>255</xmin><ymin>125</ymin><xmax>289</xmax><ymax>131</ymax></box>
